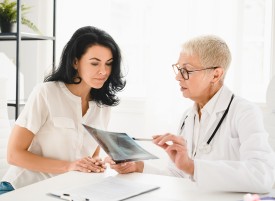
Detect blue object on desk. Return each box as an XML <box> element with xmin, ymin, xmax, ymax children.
<box><xmin>260</xmin><ymin>197</ymin><xmax>275</xmax><ymax>200</ymax></box>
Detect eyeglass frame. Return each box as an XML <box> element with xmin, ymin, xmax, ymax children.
<box><xmin>172</xmin><ymin>64</ymin><xmax>219</xmax><ymax>80</ymax></box>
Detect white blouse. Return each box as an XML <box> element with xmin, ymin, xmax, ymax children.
<box><xmin>2</xmin><ymin>81</ymin><xmax>111</xmax><ymax>189</ymax></box>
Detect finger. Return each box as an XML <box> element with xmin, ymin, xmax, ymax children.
<box><xmin>110</xmin><ymin>162</ymin><xmax>135</xmax><ymax>173</ymax></box>
<box><xmin>157</xmin><ymin>134</ymin><xmax>185</xmax><ymax>146</ymax></box>
<box><xmin>165</xmin><ymin>143</ymin><xmax>187</xmax><ymax>154</ymax></box>
<box><xmin>109</xmin><ymin>162</ymin><xmax>128</xmax><ymax>170</ymax></box>
<box><xmin>91</xmin><ymin>157</ymin><xmax>105</xmax><ymax>166</ymax></box>
<box><xmin>104</xmin><ymin>156</ymin><xmax>116</xmax><ymax>165</ymax></box>
<box><xmin>87</xmin><ymin>156</ymin><xmax>96</xmax><ymax>163</ymax></box>
<box><xmin>152</xmin><ymin>134</ymin><xmax>161</xmax><ymax>139</ymax></box>
<box><xmin>78</xmin><ymin>159</ymin><xmax>104</xmax><ymax>173</ymax></box>
<box><xmin>95</xmin><ymin>160</ymin><xmax>106</xmax><ymax>168</ymax></box>
<box><xmin>75</xmin><ymin>161</ymin><xmax>94</xmax><ymax>173</ymax></box>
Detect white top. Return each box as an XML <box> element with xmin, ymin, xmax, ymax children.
<box><xmin>2</xmin><ymin>81</ymin><xmax>111</xmax><ymax>189</ymax></box>
<box><xmin>144</xmin><ymin>86</ymin><xmax>275</xmax><ymax>193</ymax></box>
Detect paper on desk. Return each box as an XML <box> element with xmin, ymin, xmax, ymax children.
<box><xmin>49</xmin><ymin>176</ymin><xmax>160</xmax><ymax>201</ymax></box>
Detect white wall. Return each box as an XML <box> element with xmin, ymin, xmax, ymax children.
<box><xmin>1</xmin><ymin>0</ymin><xmax>274</xmax><ymax>140</ymax></box>
<box><xmin>54</xmin><ymin>0</ymin><xmax>275</xmax><ymax>139</ymax></box>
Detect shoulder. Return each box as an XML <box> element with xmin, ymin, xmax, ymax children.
<box><xmin>27</xmin><ymin>82</ymin><xmax>63</xmax><ymax>102</ymax></box>
<box><xmin>229</xmin><ymin>95</ymin><xmax>264</xmax><ymax>129</ymax></box>
<box><xmin>34</xmin><ymin>81</ymin><xmax>62</xmax><ymax>94</ymax></box>
<box><xmin>232</xmin><ymin>95</ymin><xmax>261</xmax><ymax>114</ymax></box>
<box><xmin>221</xmin><ymin>86</ymin><xmax>261</xmax><ymax>115</ymax></box>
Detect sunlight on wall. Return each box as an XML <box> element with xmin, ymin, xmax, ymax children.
<box><xmin>56</xmin><ymin>0</ymin><xmax>274</xmax><ymax>136</ymax></box>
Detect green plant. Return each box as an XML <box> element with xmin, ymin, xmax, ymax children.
<box><xmin>0</xmin><ymin>0</ymin><xmax>41</xmax><ymax>34</ymax></box>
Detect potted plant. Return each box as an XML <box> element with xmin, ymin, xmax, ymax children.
<box><xmin>0</xmin><ymin>0</ymin><xmax>41</xmax><ymax>34</ymax></box>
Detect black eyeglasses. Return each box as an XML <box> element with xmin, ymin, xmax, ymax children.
<box><xmin>172</xmin><ymin>64</ymin><xmax>219</xmax><ymax>80</ymax></box>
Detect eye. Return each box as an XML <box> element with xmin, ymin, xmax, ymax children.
<box><xmin>91</xmin><ymin>62</ymin><xmax>99</xmax><ymax>66</ymax></box>
<box><xmin>106</xmin><ymin>62</ymin><xmax>113</xmax><ymax>67</ymax></box>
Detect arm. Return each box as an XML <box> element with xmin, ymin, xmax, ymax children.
<box><xmin>7</xmin><ymin>125</ymin><xmax>105</xmax><ymax>174</ymax></box>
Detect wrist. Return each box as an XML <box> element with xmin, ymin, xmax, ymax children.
<box><xmin>187</xmin><ymin>159</ymin><xmax>194</xmax><ymax>176</ymax></box>
<box><xmin>135</xmin><ymin>161</ymin><xmax>144</xmax><ymax>173</ymax></box>
<box><xmin>66</xmin><ymin>161</ymin><xmax>74</xmax><ymax>172</ymax></box>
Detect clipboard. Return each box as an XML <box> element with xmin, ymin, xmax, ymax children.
<box><xmin>49</xmin><ymin>176</ymin><xmax>160</xmax><ymax>201</ymax></box>
<box><xmin>82</xmin><ymin>124</ymin><xmax>158</xmax><ymax>163</ymax></box>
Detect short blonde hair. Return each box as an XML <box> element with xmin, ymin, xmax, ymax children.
<box><xmin>182</xmin><ymin>35</ymin><xmax>231</xmax><ymax>79</ymax></box>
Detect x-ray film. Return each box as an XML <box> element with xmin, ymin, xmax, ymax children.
<box><xmin>83</xmin><ymin>124</ymin><xmax>158</xmax><ymax>163</ymax></box>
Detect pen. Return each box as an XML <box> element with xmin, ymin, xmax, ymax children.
<box><xmin>60</xmin><ymin>193</ymin><xmax>90</xmax><ymax>201</ymax></box>
<box><xmin>60</xmin><ymin>194</ymin><xmax>73</xmax><ymax>201</ymax></box>
<box><xmin>132</xmin><ymin>137</ymin><xmax>152</xmax><ymax>141</ymax></box>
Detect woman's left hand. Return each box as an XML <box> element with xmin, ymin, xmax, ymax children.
<box><xmin>153</xmin><ymin>133</ymin><xmax>194</xmax><ymax>175</ymax></box>
<box><xmin>68</xmin><ymin>156</ymin><xmax>106</xmax><ymax>173</ymax></box>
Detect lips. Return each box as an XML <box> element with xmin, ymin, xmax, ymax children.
<box><xmin>180</xmin><ymin>84</ymin><xmax>187</xmax><ymax>89</ymax></box>
<box><xmin>94</xmin><ymin>78</ymin><xmax>106</xmax><ymax>81</ymax></box>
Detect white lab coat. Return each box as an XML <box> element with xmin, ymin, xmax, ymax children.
<box><xmin>144</xmin><ymin>86</ymin><xmax>275</xmax><ymax>193</ymax></box>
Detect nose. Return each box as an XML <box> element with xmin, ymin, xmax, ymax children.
<box><xmin>99</xmin><ymin>64</ymin><xmax>107</xmax><ymax>75</ymax></box>
<box><xmin>175</xmin><ymin>71</ymin><xmax>182</xmax><ymax>81</ymax></box>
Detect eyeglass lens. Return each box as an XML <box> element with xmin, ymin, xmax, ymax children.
<box><xmin>173</xmin><ymin>65</ymin><xmax>189</xmax><ymax>80</ymax></box>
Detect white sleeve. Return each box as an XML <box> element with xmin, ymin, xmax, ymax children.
<box><xmin>15</xmin><ymin>84</ymin><xmax>48</xmax><ymax>134</ymax></box>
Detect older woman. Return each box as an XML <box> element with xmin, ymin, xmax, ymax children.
<box><xmin>108</xmin><ymin>35</ymin><xmax>275</xmax><ymax>193</ymax></box>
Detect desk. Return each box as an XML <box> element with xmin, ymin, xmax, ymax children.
<box><xmin>1</xmin><ymin>169</ymin><xmax>245</xmax><ymax>201</ymax></box>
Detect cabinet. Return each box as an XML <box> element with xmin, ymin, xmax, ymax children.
<box><xmin>0</xmin><ymin>0</ymin><xmax>56</xmax><ymax>119</ymax></box>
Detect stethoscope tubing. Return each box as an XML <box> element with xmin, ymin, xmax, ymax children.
<box><xmin>180</xmin><ymin>94</ymin><xmax>235</xmax><ymax>147</ymax></box>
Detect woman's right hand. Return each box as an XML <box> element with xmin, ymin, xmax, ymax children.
<box><xmin>69</xmin><ymin>156</ymin><xmax>106</xmax><ymax>173</ymax></box>
<box><xmin>104</xmin><ymin>156</ymin><xmax>144</xmax><ymax>174</ymax></box>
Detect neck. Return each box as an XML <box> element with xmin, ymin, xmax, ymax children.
<box><xmin>197</xmin><ymin>84</ymin><xmax>223</xmax><ymax>115</ymax></box>
<box><xmin>66</xmin><ymin>83</ymin><xmax>90</xmax><ymax>101</ymax></box>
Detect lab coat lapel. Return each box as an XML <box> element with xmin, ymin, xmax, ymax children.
<box><xmin>203</xmin><ymin>86</ymin><xmax>233</xmax><ymax>142</ymax></box>
<box><xmin>184</xmin><ymin>113</ymin><xmax>195</xmax><ymax>157</ymax></box>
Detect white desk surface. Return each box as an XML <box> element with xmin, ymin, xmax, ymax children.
<box><xmin>1</xmin><ymin>169</ymin><xmax>248</xmax><ymax>201</ymax></box>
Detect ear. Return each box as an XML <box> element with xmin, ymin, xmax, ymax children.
<box><xmin>212</xmin><ymin>67</ymin><xmax>224</xmax><ymax>83</ymax></box>
<box><xmin>73</xmin><ymin>58</ymin><xmax>78</xmax><ymax>70</ymax></box>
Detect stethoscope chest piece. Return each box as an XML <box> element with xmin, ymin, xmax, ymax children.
<box><xmin>198</xmin><ymin>142</ymin><xmax>212</xmax><ymax>154</ymax></box>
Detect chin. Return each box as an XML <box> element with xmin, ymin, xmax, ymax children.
<box><xmin>92</xmin><ymin>85</ymin><xmax>104</xmax><ymax>89</ymax></box>
<box><xmin>181</xmin><ymin>91</ymin><xmax>189</xmax><ymax>98</ymax></box>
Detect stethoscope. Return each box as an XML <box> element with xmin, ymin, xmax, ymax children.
<box><xmin>180</xmin><ymin>94</ymin><xmax>235</xmax><ymax>156</ymax></box>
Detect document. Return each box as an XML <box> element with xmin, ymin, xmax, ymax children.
<box><xmin>83</xmin><ymin>124</ymin><xmax>158</xmax><ymax>163</ymax></box>
<box><xmin>50</xmin><ymin>176</ymin><xmax>160</xmax><ymax>201</ymax></box>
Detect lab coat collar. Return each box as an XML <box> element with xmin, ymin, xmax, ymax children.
<box><xmin>204</xmin><ymin>85</ymin><xmax>234</xmax><ymax>141</ymax></box>
<box><xmin>180</xmin><ymin>85</ymin><xmax>234</xmax><ymax>157</ymax></box>
<box><xmin>189</xmin><ymin>85</ymin><xmax>234</xmax><ymax>149</ymax></box>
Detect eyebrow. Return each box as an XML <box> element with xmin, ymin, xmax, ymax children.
<box><xmin>89</xmin><ymin>58</ymin><xmax>113</xmax><ymax>62</ymax></box>
<box><xmin>182</xmin><ymin>63</ymin><xmax>191</xmax><ymax>66</ymax></box>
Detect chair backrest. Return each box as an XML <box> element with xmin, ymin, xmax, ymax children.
<box><xmin>0</xmin><ymin>76</ymin><xmax>11</xmax><ymax>179</ymax></box>
<box><xmin>263</xmin><ymin>75</ymin><xmax>275</xmax><ymax>151</ymax></box>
